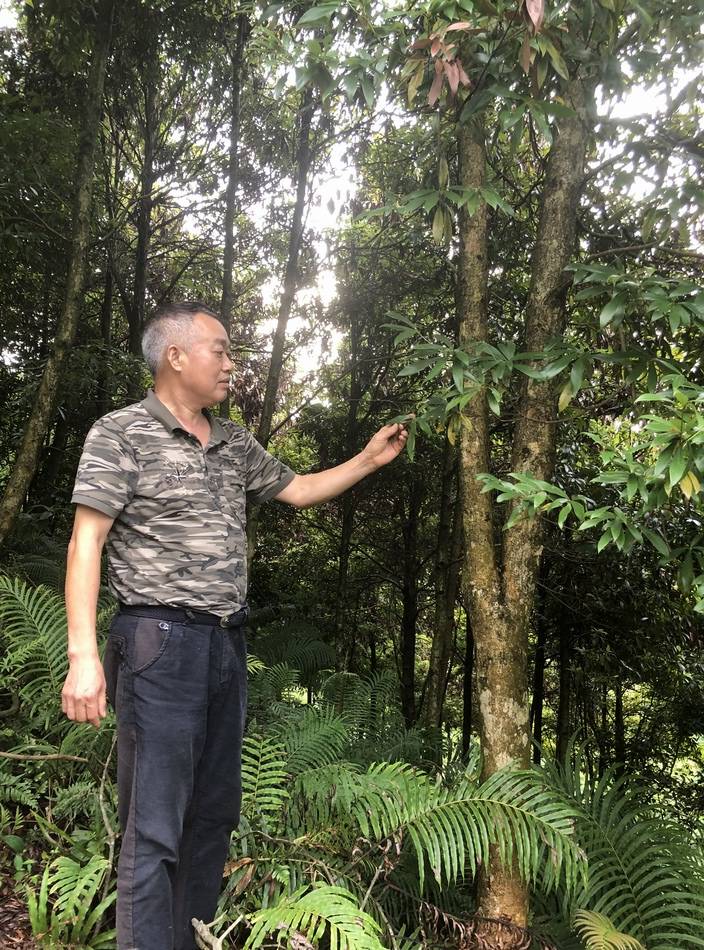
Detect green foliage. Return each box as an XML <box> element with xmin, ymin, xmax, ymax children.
<box><xmin>0</xmin><ymin>575</ymin><xmax>69</xmax><ymax>721</ymax></box>
<box><xmin>26</xmin><ymin>855</ymin><xmax>116</xmax><ymax>949</ymax></box>
<box><xmin>574</xmin><ymin>910</ymin><xmax>646</xmax><ymax>950</ymax></box>
<box><xmin>537</xmin><ymin>749</ymin><xmax>704</xmax><ymax>949</ymax></box>
<box><xmin>245</xmin><ymin>883</ymin><xmax>384</xmax><ymax>950</ymax></box>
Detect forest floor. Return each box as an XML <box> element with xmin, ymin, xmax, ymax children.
<box><xmin>0</xmin><ymin>872</ymin><xmax>37</xmax><ymax>948</ymax></box>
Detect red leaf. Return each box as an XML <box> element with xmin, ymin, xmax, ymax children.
<box><xmin>443</xmin><ymin>60</ymin><xmax>460</xmax><ymax>96</ymax></box>
<box><xmin>428</xmin><ymin>65</ymin><xmax>444</xmax><ymax>106</ymax></box>
<box><xmin>410</xmin><ymin>38</ymin><xmax>432</xmax><ymax>50</ymax></box>
<box><xmin>445</xmin><ymin>21</ymin><xmax>473</xmax><ymax>31</ymax></box>
<box><xmin>456</xmin><ymin>60</ymin><xmax>472</xmax><ymax>87</ymax></box>
<box><xmin>430</xmin><ymin>37</ymin><xmax>442</xmax><ymax>56</ymax></box>
<box><xmin>525</xmin><ymin>0</ymin><xmax>544</xmax><ymax>32</ymax></box>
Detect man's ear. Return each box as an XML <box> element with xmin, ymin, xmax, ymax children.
<box><xmin>165</xmin><ymin>344</ymin><xmax>183</xmax><ymax>372</ymax></box>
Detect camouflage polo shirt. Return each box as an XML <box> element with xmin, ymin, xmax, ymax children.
<box><xmin>71</xmin><ymin>390</ymin><xmax>295</xmax><ymax>617</ymax></box>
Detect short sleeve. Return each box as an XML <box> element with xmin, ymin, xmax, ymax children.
<box><xmin>71</xmin><ymin>417</ymin><xmax>139</xmax><ymax>519</ymax></box>
<box><xmin>243</xmin><ymin>431</ymin><xmax>295</xmax><ymax>505</ymax></box>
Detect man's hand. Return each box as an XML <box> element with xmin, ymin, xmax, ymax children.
<box><xmin>360</xmin><ymin>422</ymin><xmax>409</xmax><ymax>471</ymax></box>
<box><xmin>61</xmin><ymin>654</ymin><xmax>107</xmax><ymax>728</ymax></box>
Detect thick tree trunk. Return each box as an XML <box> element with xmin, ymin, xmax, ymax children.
<box><xmin>424</xmin><ymin>438</ymin><xmax>462</xmax><ymax>730</ymax></box>
<box><xmin>399</xmin><ymin>477</ymin><xmax>421</xmax><ymax>727</ymax></box>
<box><xmin>219</xmin><ymin>13</ymin><xmax>248</xmax><ymax>418</ymax></box>
<box><xmin>256</xmin><ymin>87</ymin><xmax>315</xmax><ymax>447</ymax></box>
<box><xmin>457</xmin><ymin>76</ymin><xmax>594</xmax><ymax>929</ymax></box>
<box><xmin>0</xmin><ymin>1</ymin><xmax>115</xmax><ymax>547</ymax></box>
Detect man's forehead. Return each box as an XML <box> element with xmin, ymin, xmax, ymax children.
<box><xmin>192</xmin><ymin>312</ymin><xmax>229</xmax><ymax>342</ymax></box>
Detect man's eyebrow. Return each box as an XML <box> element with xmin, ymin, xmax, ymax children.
<box><xmin>213</xmin><ymin>338</ymin><xmax>231</xmax><ymax>347</ymax></box>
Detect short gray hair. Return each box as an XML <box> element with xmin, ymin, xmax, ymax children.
<box><xmin>141</xmin><ymin>301</ymin><xmax>219</xmax><ymax>376</ymax></box>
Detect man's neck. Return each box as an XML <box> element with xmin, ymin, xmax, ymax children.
<box><xmin>153</xmin><ymin>386</ymin><xmax>209</xmax><ymax>433</ymax></box>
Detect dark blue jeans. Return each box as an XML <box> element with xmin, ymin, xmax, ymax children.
<box><xmin>104</xmin><ymin>609</ymin><xmax>248</xmax><ymax>950</ymax></box>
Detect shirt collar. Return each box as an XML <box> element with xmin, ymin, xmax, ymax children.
<box><xmin>141</xmin><ymin>390</ymin><xmax>229</xmax><ymax>447</ymax></box>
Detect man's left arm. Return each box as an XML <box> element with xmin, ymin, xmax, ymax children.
<box><xmin>274</xmin><ymin>422</ymin><xmax>408</xmax><ymax>509</ymax></box>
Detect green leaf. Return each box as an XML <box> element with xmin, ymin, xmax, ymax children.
<box><xmin>599</xmin><ymin>292</ymin><xmax>627</xmax><ymax>328</ymax></box>
<box><xmin>642</xmin><ymin>528</ymin><xmax>670</xmax><ymax>558</ymax></box>
<box><xmin>296</xmin><ymin>4</ymin><xmax>338</xmax><ymax>27</ymax></box>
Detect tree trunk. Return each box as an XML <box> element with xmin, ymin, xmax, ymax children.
<box><xmin>530</xmin><ymin>620</ymin><xmax>546</xmax><ymax>765</ymax></box>
<box><xmin>256</xmin><ymin>87</ymin><xmax>315</xmax><ymax>448</ymax></box>
<box><xmin>424</xmin><ymin>437</ymin><xmax>461</xmax><ymax>730</ymax></box>
<box><xmin>457</xmin><ymin>76</ymin><xmax>594</xmax><ymax>927</ymax></box>
<box><xmin>461</xmin><ymin>609</ymin><xmax>474</xmax><ymax>757</ymax></box>
<box><xmin>0</xmin><ymin>0</ymin><xmax>115</xmax><ymax>547</ymax></box>
<box><xmin>400</xmin><ymin>475</ymin><xmax>421</xmax><ymax>728</ymax></box>
<box><xmin>334</xmin><ymin>298</ymin><xmax>362</xmax><ymax>666</ymax></box>
<box><xmin>219</xmin><ymin>13</ymin><xmax>249</xmax><ymax>418</ymax></box>
<box><xmin>614</xmin><ymin>678</ymin><xmax>625</xmax><ymax>766</ymax></box>
<box><xmin>555</xmin><ymin>620</ymin><xmax>572</xmax><ymax>764</ymax></box>
<box><xmin>128</xmin><ymin>45</ymin><xmax>158</xmax><ymax>366</ymax></box>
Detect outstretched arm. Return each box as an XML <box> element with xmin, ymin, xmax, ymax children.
<box><xmin>62</xmin><ymin>504</ymin><xmax>114</xmax><ymax>728</ymax></box>
<box><xmin>274</xmin><ymin>421</ymin><xmax>408</xmax><ymax>509</ymax></box>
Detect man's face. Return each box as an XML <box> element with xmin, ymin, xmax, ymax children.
<box><xmin>176</xmin><ymin>313</ymin><xmax>234</xmax><ymax>405</ymax></box>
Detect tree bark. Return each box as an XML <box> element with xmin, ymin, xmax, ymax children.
<box><xmin>256</xmin><ymin>87</ymin><xmax>315</xmax><ymax>448</ymax></box>
<box><xmin>461</xmin><ymin>609</ymin><xmax>474</xmax><ymax>757</ymax></box>
<box><xmin>0</xmin><ymin>0</ymin><xmax>115</xmax><ymax>547</ymax></box>
<box><xmin>530</xmin><ymin>620</ymin><xmax>546</xmax><ymax>765</ymax></box>
<box><xmin>400</xmin><ymin>475</ymin><xmax>421</xmax><ymax>727</ymax></box>
<box><xmin>128</xmin><ymin>44</ymin><xmax>158</xmax><ymax>364</ymax></box>
<box><xmin>424</xmin><ymin>437</ymin><xmax>462</xmax><ymax>730</ymax></box>
<box><xmin>219</xmin><ymin>13</ymin><xmax>249</xmax><ymax>418</ymax></box>
<box><xmin>334</xmin><ymin>299</ymin><xmax>362</xmax><ymax>667</ymax></box>
<box><xmin>555</xmin><ymin>620</ymin><xmax>572</xmax><ymax>764</ymax></box>
<box><xmin>457</xmin><ymin>76</ymin><xmax>594</xmax><ymax>927</ymax></box>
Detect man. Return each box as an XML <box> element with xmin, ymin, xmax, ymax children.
<box><xmin>61</xmin><ymin>301</ymin><xmax>407</xmax><ymax>950</ymax></box>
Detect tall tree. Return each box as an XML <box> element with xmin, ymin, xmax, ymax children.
<box><xmin>0</xmin><ymin>0</ymin><xmax>115</xmax><ymax>546</ymax></box>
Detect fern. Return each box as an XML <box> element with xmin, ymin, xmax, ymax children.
<box><xmin>241</xmin><ymin>735</ymin><xmax>290</xmax><ymax>826</ymax></box>
<box><xmin>574</xmin><ymin>910</ymin><xmax>646</xmax><ymax>950</ymax></box>
<box><xmin>27</xmin><ymin>854</ymin><xmax>116</xmax><ymax>948</ymax></box>
<box><xmin>0</xmin><ymin>765</ymin><xmax>38</xmax><ymax>809</ymax></box>
<box><xmin>0</xmin><ymin>575</ymin><xmax>69</xmax><ymax>716</ymax></box>
<box><xmin>244</xmin><ymin>883</ymin><xmax>384</xmax><ymax>950</ymax></box>
<box><xmin>276</xmin><ymin>706</ymin><xmax>350</xmax><ymax>775</ymax></box>
<box><xmin>540</xmin><ymin>750</ymin><xmax>704</xmax><ymax>949</ymax></box>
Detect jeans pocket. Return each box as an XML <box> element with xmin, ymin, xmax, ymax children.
<box><xmin>121</xmin><ymin>616</ymin><xmax>173</xmax><ymax>675</ymax></box>
<box><xmin>102</xmin><ymin>634</ymin><xmax>123</xmax><ymax>708</ymax></box>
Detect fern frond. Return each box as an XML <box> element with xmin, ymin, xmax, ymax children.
<box><xmin>0</xmin><ymin>767</ymin><xmax>38</xmax><ymax>809</ymax></box>
<box><xmin>545</xmin><ymin>751</ymin><xmax>704</xmax><ymax>949</ymax></box>
<box><xmin>276</xmin><ymin>706</ymin><xmax>350</xmax><ymax>775</ymax></box>
<box><xmin>244</xmin><ymin>883</ymin><xmax>384</xmax><ymax>950</ymax></box>
<box><xmin>0</xmin><ymin>575</ymin><xmax>68</xmax><ymax>715</ymax></box>
<box><xmin>348</xmin><ymin>763</ymin><xmax>583</xmax><ymax>894</ymax></box>
<box><xmin>574</xmin><ymin>909</ymin><xmax>646</xmax><ymax>950</ymax></box>
<box><xmin>241</xmin><ymin>735</ymin><xmax>289</xmax><ymax>827</ymax></box>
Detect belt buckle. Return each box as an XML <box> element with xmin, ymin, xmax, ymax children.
<box><xmin>219</xmin><ymin>614</ymin><xmax>230</xmax><ymax>628</ymax></box>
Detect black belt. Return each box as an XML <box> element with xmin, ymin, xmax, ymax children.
<box><xmin>117</xmin><ymin>603</ymin><xmax>249</xmax><ymax>629</ymax></box>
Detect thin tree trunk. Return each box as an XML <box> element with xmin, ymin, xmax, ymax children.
<box><xmin>461</xmin><ymin>609</ymin><xmax>474</xmax><ymax>757</ymax></box>
<box><xmin>256</xmin><ymin>87</ymin><xmax>315</xmax><ymax>448</ymax></box>
<box><xmin>556</xmin><ymin>621</ymin><xmax>571</xmax><ymax>764</ymax></box>
<box><xmin>334</xmin><ymin>298</ymin><xmax>362</xmax><ymax>666</ymax></box>
<box><xmin>424</xmin><ymin>438</ymin><xmax>461</xmax><ymax>730</ymax></box>
<box><xmin>0</xmin><ymin>0</ymin><xmax>115</xmax><ymax>546</ymax></box>
<box><xmin>614</xmin><ymin>678</ymin><xmax>625</xmax><ymax>766</ymax></box>
<box><xmin>530</xmin><ymin>621</ymin><xmax>546</xmax><ymax>765</ymax></box>
<box><xmin>128</xmin><ymin>47</ymin><xmax>158</xmax><ymax>366</ymax></box>
<box><xmin>219</xmin><ymin>13</ymin><xmax>248</xmax><ymax>418</ymax></box>
<box><xmin>400</xmin><ymin>476</ymin><xmax>421</xmax><ymax>727</ymax></box>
